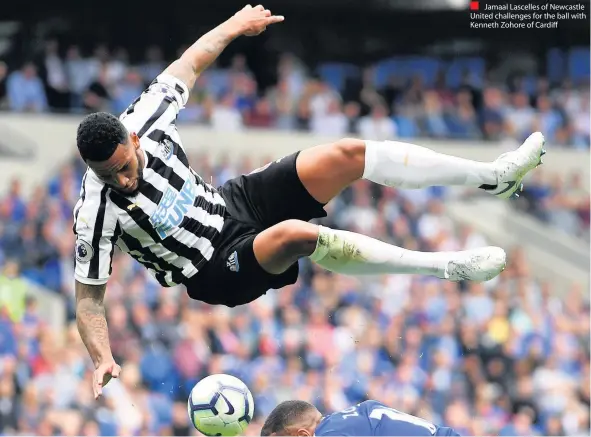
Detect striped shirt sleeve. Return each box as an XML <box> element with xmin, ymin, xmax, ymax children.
<box><xmin>73</xmin><ymin>174</ymin><xmax>119</xmax><ymax>285</ymax></box>
<box><xmin>120</xmin><ymin>73</ymin><xmax>190</xmax><ymax>138</ymax></box>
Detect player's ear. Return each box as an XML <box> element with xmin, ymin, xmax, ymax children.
<box><xmin>130</xmin><ymin>132</ymin><xmax>140</xmax><ymax>149</ymax></box>
<box><xmin>296</xmin><ymin>429</ymin><xmax>312</xmax><ymax>436</ymax></box>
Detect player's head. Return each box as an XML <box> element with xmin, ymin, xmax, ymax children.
<box><xmin>77</xmin><ymin>112</ymin><xmax>144</xmax><ymax>195</ymax></box>
<box><xmin>260</xmin><ymin>400</ymin><xmax>322</xmax><ymax>436</ymax></box>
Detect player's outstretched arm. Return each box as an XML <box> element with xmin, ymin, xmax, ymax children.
<box><xmin>163</xmin><ymin>4</ymin><xmax>284</xmax><ymax>90</ymax></box>
<box><xmin>75</xmin><ymin>280</ymin><xmax>121</xmax><ymax>399</ymax></box>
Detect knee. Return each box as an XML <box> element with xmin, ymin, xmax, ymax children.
<box><xmin>270</xmin><ymin>220</ymin><xmax>318</xmax><ymax>258</ymax></box>
<box><xmin>332</xmin><ymin>138</ymin><xmax>366</xmax><ymax>166</ymax></box>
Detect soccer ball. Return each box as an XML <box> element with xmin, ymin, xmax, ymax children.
<box><xmin>188</xmin><ymin>374</ymin><xmax>255</xmax><ymax>436</ymax></box>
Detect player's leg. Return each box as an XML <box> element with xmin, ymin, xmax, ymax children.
<box><xmin>295</xmin><ymin>133</ymin><xmax>546</xmax><ymax>204</ymax></box>
<box><xmin>253</xmin><ymin>219</ymin><xmax>506</xmax><ymax>282</ymax></box>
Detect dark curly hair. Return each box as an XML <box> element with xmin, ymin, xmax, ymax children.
<box><xmin>260</xmin><ymin>400</ymin><xmax>317</xmax><ymax>436</ymax></box>
<box><xmin>76</xmin><ymin>112</ymin><xmax>128</xmax><ymax>162</ymax></box>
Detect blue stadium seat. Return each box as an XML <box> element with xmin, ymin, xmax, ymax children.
<box><xmin>406</xmin><ymin>57</ymin><xmax>441</xmax><ymax>87</ymax></box>
<box><xmin>140</xmin><ymin>347</ymin><xmax>180</xmax><ymax>396</ymax></box>
<box><xmin>374</xmin><ymin>58</ymin><xmax>404</xmax><ymax>88</ymax></box>
<box><xmin>374</xmin><ymin>56</ymin><xmax>441</xmax><ymax>88</ymax></box>
<box><xmin>149</xmin><ymin>394</ymin><xmax>174</xmax><ymax>431</ymax></box>
<box><xmin>42</xmin><ymin>259</ymin><xmax>62</xmax><ymax>291</ymax></box>
<box><xmin>317</xmin><ymin>62</ymin><xmax>360</xmax><ymax>91</ymax></box>
<box><xmin>522</xmin><ymin>75</ymin><xmax>538</xmax><ymax>96</ymax></box>
<box><xmin>21</xmin><ymin>268</ymin><xmax>44</xmax><ymax>287</ymax></box>
<box><xmin>183</xmin><ymin>378</ymin><xmax>200</xmax><ymax>398</ymax></box>
<box><xmin>97</xmin><ymin>418</ymin><xmax>118</xmax><ymax>437</ymax></box>
<box><xmin>445</xmin><ymin>57</ymin><xmax>486</xmax><ymax>88</ymax></box>
<box><xmin>547</xmin><ymin>48</ymin><xmax>566</xmax><ymax>83</ymax></box>
<box><xmin>568</xmin><ymin>47</ymin><xmax>590</xmax><ymax>82</ymax></box>
<box><xmin>393</xmin><ymin>115</ymin><xmax>418</xmax><ymax>138</ymax></box>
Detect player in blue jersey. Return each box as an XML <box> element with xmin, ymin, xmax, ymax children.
<box><xmin>260</xmin><ymin>400</ymin><xmax>460</xmax><ymax>436</ymax></box>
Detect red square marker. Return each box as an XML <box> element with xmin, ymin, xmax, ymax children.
<box><xmin>470</xmin><ymin>1</ymin><xmax>479</xmax><ymax>10</ymax></box>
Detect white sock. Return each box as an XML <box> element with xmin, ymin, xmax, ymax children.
<box><xmin>362</xmin><ymin>140</ymin><xmax>497</xmax><ymax>189</ymax></box>
<box><xmin>309</xmin><ymin>226</ymin><xmax>450</xmax><ymax>278</ymax></box>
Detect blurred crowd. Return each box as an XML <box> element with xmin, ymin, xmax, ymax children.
<box><xmin>0</xmin><ymin>153</ymin><xmax>589</xmax><ymax>436</ymax></box>
<box><xmin>0</xmin><ymin>40</ymin><xmax>589</xmax><ymax>149</ymax></box>
<box><xmin>1</xmin><ymin>40</ymin><xmax>588</xmax><ymax>236</ymax></box>
<box><xmin>517</xmin><ymin>170</ymin><xmax>590</xmax><ymax>241</ymax></box>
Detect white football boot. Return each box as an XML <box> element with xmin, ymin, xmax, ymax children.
<box><xmin>442</xmin><ymin>247</ymin><xmax>507</xmax><ymax>282</ymax></box>
<box><xmin>480</xmin><ymin>132</ymin><xmax>546</xmax><ymax>199</ymax></box>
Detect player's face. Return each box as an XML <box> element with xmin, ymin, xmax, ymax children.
<box><xmin>88</xmin><ymin>133</ymin><xmax>144</xmax><ymax>195</ymax></box>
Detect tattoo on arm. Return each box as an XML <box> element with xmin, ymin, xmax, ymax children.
<box><xmin>163</xmin><ymin>21</ymin><xmax>237</xmax><ymax>90</ymax></box>
<box><xmin>194</xmin><ymin>28</ymin><xmax>231</xmax><ymax>55</ymax></box>
<box><xmin>75</xmin><ymin>281</ymin><xmax>112</xmax><ymax>367</ymax></box>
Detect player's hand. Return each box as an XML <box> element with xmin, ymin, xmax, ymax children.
<box><xmin>93</xmin><ymin>360</ymin><xmax>121</xmax><ymax>399</ymax></box>
<box><xmin>231</xmin><ymin>4</ymin><xmax>284</xmax><ymax>37</ymax></box>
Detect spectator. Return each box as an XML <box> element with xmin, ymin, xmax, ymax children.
<box><xmin>230</xmin><ymin>54</ymin><xmax>254</xmax><ymax>79</ymax></box>
<box><xmin>179</xmin><ymin>74</ymin><xmax>211</xmax><ymax>124</ymax></box>
<box><xmin>480</xmin><ymin>87</ymin><xmax>506</xmax><ymax>140</ymax></box>
<box><xmin>245</xmin><ymin>98</ymin><xmax>276</xmax><ymax>128</ymax></box>
<box><xmin>39</xmin><ymin>40</ymin><xmax>70</xmax><ymax>111</ymax></box>
<box><xmin>233</xmin><ymin>73</ymin><xmax>258</xmax><ymax>115</ymax></box>
<box><xmin>83</xmin><ymin>64</ymin><xmax>111</xmax><ymax>113</ymax></box>
<box><xmin>398</xmin><ymin>76</ymin><xmax>425</xmax><ymax>119</ymax></box>
<box><xmin>88</xmin><ymin>44</ymin><xmax>110</xmax><ymax>83</ymax></box>
<box><xmin>177</xmin><ymin>92</ymin><xmax>206</xmax><ymax>124</ymax></box>
<box><xmin>111</xmin><ymin>68</ymin><xmax>144</xmax><ymax>114</ymax></box>
<box><xmin>358</xmin><ymin>67</ymin><xmax>384</xmax><ymax>116</ymax></box>
<box><xmin>267</xmin><ymin>79</ymin><xmax>297</xmax><ymax>130</ymax></box>
<box><xmin>380</xmin><ymin>73</ymin><xmax>405</xmax><ymax>113</ymax></box>
<box><xmin>6</xmin><ymin>63</ymin><xmax>48</xmax><ymax>112</ymax></box>
<box><xmin>65</xmin><ymin>45</ymin><xmax>95</xmax><ymax>111</ymax></box>
<box><xmin>0</xmin><ymin>260</ymin><xmax>26</xmax><ymax>322</ymax></box>
<box><xmin>277</xmin><ymin>53</ymin><xmax>307</xmax><ymax>101</ymax></box>
<box><xmin>446</xmin><ymin>90</ymin><xmax>480</xmax><ymax>139</ymax></box>
<box><xmin>420</xmin><ymin>91</ymin><xmax>448</xmax><ymax>138</ymax></box>
<box><xmin>309</xmin><ymin>79</ymin><xmax>341</xmax><ymax>120</ymax></box>
<box><xmin>531</xmin><ymin>77</ymin><xmax>551</xmax><ymax>108</ymax></box>
<box><xmin>499</xmin><ymin>406</ymin><xmax>539</xmax><ymax>436</ymax></box>
<box><xmin>506</xmin><ymin>92</ymin><xmax>536</xmax><ymax>141</ymax></box>
<box><xmin>140</xmin><ymin>46</ymin><xmax>165</xmax><ymax>84</ymax></box>
<box><xmin>105</xmin><ymin>47</ymin><xmax>130</xmax><ymax>90</ymax></box>
<box><xmin>357</xmin><ymin>104</ymin><xmax>397</xmax><ymax>140</ymax></box>
<box><xmin>534</xmin><ymin>95</ymin><xmax>562</xmax><ymax>143</ymax></box>
<box><xmin>1</xmin><ymin>179</ymin><xmax>26</xmax><ymax>223</ymax></box>
<box><xmin>211</xmin><ymin>93</ymin><xmax>244</xmax><ymax>131</ymax></box>
<box><xmin>570</xmin><ymin>92</ymin><xmax>591</xmax><ymax>149</ymax></box>
<box><xmin>310</xmin><ymin>98</ymin><xmax>348</xmax><ymax>137</ymax></box>
<box><xmin>295</xmin><ymin>98</ymin><xmax>311</xmax><ymax>131</ymax></box>
<box><xmin>0</xmin><ymin>372</ymin><xmax>17</xmax><ymax>433</ymax></box>
<box><xmin>343</xmin><ymin>101</ymin><xmax>361</xmax><ymax>134</ymax></box>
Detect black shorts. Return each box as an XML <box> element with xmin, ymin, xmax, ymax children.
<box><xmin>184</xmin><ymin>152</ymin><xmax>327</xmax><ymax>307</ymax></box>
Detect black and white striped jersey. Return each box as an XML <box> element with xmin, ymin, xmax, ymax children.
<box><xmin>73</xmin><ymin>73</ymin><xmax>226</xmax><ymax>287</ymax></box>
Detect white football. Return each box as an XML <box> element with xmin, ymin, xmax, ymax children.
<box><xmin>188</xmin><ymin>374</ymin><xmax>255</xmax><ymax>436</ymax></box>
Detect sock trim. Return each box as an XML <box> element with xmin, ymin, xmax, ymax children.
<box><xmin>309</xmin><ymin>226</ymin><xmax>330</xmax><ymax>262</ymax></box>
<box><xmin>362</xmin><ymin>140</ymin><xmax>380</xmax><ymax>180</ymax></box>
